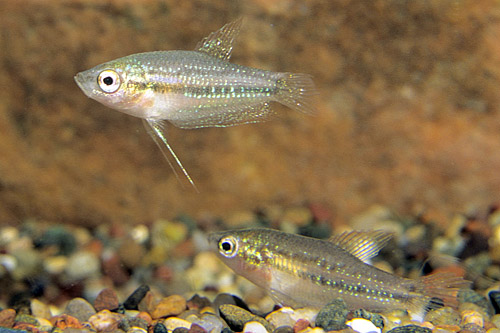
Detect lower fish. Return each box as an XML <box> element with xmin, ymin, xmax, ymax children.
<box><xmin>209</xmin><ymin>228</ymin><xmax>469</xmax><ymax>315</ymax></box>
<box><xmin>74</xmin><ymin>19</ymin><xmax>316</xmax><ymax>190</ymax></box>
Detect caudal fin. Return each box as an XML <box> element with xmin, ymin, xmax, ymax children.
<box><xmin>405</xmin><ymin>272</ymin><xmax>469</xmax><ymax>321</ymax></box>
<box><xmin>276</xmin><ymin>73</ymin><xmax>317</xmax><ymax>114</ymax></box>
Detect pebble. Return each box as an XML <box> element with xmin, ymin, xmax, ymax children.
<box><xmin>243</xmin><ymin>321</ymin><xmax>269</xmax><ymax>333</ymax></box>
<box><xmin>124</xmin><ymin>285</ymin><xmax>151</xmax><ymax>310</ymax></box>
<box><xmin>65</xmin><ymin>251</ymin><xmax>101</xmax><ymax>281</ymax></box>
<box><xmin>88</xmin><ymin>310</ymin><xmax>123</xmax><ymax>332</ymax></box>
<box><xmin>151</xmin><ymin>295</ymin><xmax>187</xmax><ymax>319</ymax></box>
<box><xmin>15</xmin><ymin>314</ymin><xmax>39</xmax><ymax>326</ymax></box>
<box><xmin>214</xmin><ymin>293</ymin><xmax>250</xmax><ymax>312</ymax></box>
<box><xmin>36</xmin><ymin>226</ymin><xmax>77</xmax><ymax>256</ymax></box>
<box><xmin>462</xmin><ymin>310</ymin><xmax>485</xmax><ymax>327</ymax></box>
<box><xmin>266</xmin><ymin>307</ymin><xmax>296</xmax><ymax>328</ymax></box>
<box><xmin>94</xmin><ymin>287</ymin><xmax>120</xmax><ymax>312</ymax></box>
<box><xmin>434</xmin><ymin>324</ymin><xmax>461</xmax><ymax>332</ymax></box>
<box><xmin>154</xmin><ymin>322</ymin><xmax>168</xmax><ymax>333</ymax></box>
<box><xmin>192</xmin><ymin>313</ymin><xmax>226</xmax><ymax>332</ymax></box>
<box><xmin>219</xmin><ymin>304</ymin><xmax>274</xmax><ymax>332</ymax></box>
<box><xmin>139</xmin><ymin>291</ymin><xmax>158</xmax><ymax>313</ymax></box>
<box><xmin>50</xmin><ymin>314</ymin><xmax>83</xmax><ymax>329</ymax></box>
<box><xmin>173</xmin><ymin>327</ymin><xmax>190</xmax><ymax>333</ymax></box>
<box><xmin>187</xmin><ymin>294</ymin><xmax>212</xmax><ymax>311</ymax></box>
<box><xmin>43</xmin><ymin>255</ymin><xmax>68</xmax><ymax>275</ymax></box>
<box><xmin>386</xmin><ymin>325</ymin><xmax>432</xmax><ymax>333</ymax></box>
<box><xmin>273</xmin><ymin>326</ymin><xmax>293</xmax><ymax>333</ymax></box>
<box><xmin>0</xmin><ymin>309</ymin><xmax>16</xmax><ymax>328</ymax></box>
<box><xmin>315</xmin><ymin>299</ymin><xmax>348</xmax><ymax>331</ymax></box>
<box><xmin>491</xmin><ymin>314</ymin><xmax>500</xmax><ymax>328</ymax></box>
<box><xmin>346</xmin><ymin>318</ymin><xmax>381</xmax><ymax>333</ymax></box>
<box><xmin>11</xmin><ymin>249</ymin><xmax>40</xmax><ymax>280</ymax></box>
<box><xmin>102</xmin><ymin>252</ymin><xmax>130</xmax><ymax>286</ymax></box>
<box><xmin>352</xmin><ymin>309</ymin><xmax>384</xmax><ymax>329</ymax></box>
<box><xmin>425</xmin><ymin>307</ymin><xmax>460</xmax><ymax>326</ymax></box>
<box><xmin>189</xmin><ymin>323</ymin><xmax>208</xmax><ymax>333</ymax></box>
<box><xmin>293</xmin><ymin>318</ymin><xmax>310</xmax><ymax>332</ymax></box>
<box><xmin>164</xmin><ymin>317</ymin><xmax>192</xmax><ymax>331</ymax></box>
<box><xmin>461</xmin><ymin>323</ymin><xmax>486</xmax><ymax>333</ymax></box>
<box><xmin>31</xmin><ymin>299</ymin><xmax>51</xmax><ymax>319</ymax></box>
<box><xmin>118</xmin><ymin>238</ymin><xmax>146</xmax><ymax>268</ymax></box>
<box><xmin>65</xmin><ymin>297</ymin><xmax>96</xmax><ymax>322</ymax></box>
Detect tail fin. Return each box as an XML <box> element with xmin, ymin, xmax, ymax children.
<box><xmin>410</xmin><ymin>272</ymin><xmax>470</xmax><ymax>311</ymax></box>
<box><xmin>276</xmin><ymin>73</ymin><xmax>317</xmax><ymax>114</ymax></box>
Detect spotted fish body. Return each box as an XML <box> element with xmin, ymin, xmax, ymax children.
<box><xmin>209</xmin><ymin>228</ymin><xmax>468</xmax><ymax>314</ymax></box>
<box><xmin>74</xmin><ymin>19</ymin><xmax>315</xmax><ymax>188</ymax></box>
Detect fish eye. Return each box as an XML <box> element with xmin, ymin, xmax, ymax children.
<box><xmin>218</xmin><ymin>236</ymin><xmax>238</xmax><ymax>258</ymax></box>
<box><xmin>97</xmin><ymin>70</ymin><xmax>121</xmax><ymax>93</ymax></box>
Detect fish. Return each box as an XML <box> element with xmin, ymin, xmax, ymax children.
<box><xmin>209</xmin><ymin>228</ymin><xmax>469</xmax><ymax>315</ymax></box>
<box><xmin>74</xmin><ymin>19</ymin><xmax>316</xmax><ymax>189</ymax></box>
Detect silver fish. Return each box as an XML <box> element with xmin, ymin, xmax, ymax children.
<box><xmin>74</xmin><ymin>19</ymin><xmax>316</xmax><ymax>189</ymax></box>
<box><xmin>209</xmin><ymin>228</ymin><xmax>469</xmax><ymax>314</ymax></box>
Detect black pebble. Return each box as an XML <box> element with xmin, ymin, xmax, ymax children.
<box><xmin>153</xmin><ymin>322</ymin><xmax>168</xmax><ymax>333</ymax></box>
<box><xmin>213</xmin><ymin>293</ymin><xmax>250</xmax><ymax>313</ymax></box>
<box><xmin>221</xmin><ymin>328</ymin><xmax>233</xmax><ymax>333</ymax></box>
<box><xmin>489</xmin><ymin>290</ymin><xmax>500</xmax><ymax>314</ymax></box>
<box><xmin>315</xmin><ymin>298</ymin><xmax>348</xmax><ymax>331</ymax></box>
<box><xmin>123</xmin><ymin>284</ymin><xmax>150</xmax><ymax>310</ymax></box>
<box><xmin>172</xmin><ymin>328</ymin><xmax>189</xmax><ymax>333</ymax></box>
<box><xmin>387</xmin><ymin>325</ymin><xmax>432</xmax><ymax>333</ymax></box>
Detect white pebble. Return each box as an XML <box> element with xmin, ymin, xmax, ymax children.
<box><xmin>243</xmin><ymin>321</ymin><xmax>268</xmax><ymax>333</ymax></box>
<box><xmin>346</xmin><ymin>318</ymin><xmax>381</xmax><ymax>333</ymax></box>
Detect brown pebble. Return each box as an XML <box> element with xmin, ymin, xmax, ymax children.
<box><xmin>139</xmin><ymin>291</ymin><xmax>159</xmax><ymax>313</ymax></box>
<box><xmin>0</xmin><ymin>308</ymin><xmax>16</xmax><ymax>328</ymax></box>
<box><xmin>151</xmin><ymin>295</ymin><xmax>187</xmax><ymax>319</ymax></box>
<box><xmin>13</xmin><ymin>322</ymin><xmax>40</xmax><ymax>332</ymax></box>
<box><xmin>189</xmin><ymin>323</ymin><xmax>207</xmax><ymax>333</ymax></box>
<box><xmin>94</xmin><ymin>288</ymin><xmax>120</xmax><ymax>312</ymax></box>
<box><xmin>102</xmin><ymin>253</ymin><xmax>130</xmax><ymax>286</ymax></box>
<box><xmin>50</xmin><ymin>314</ymin><xmax>83</xmax><ymax>329</ymax></box>
<box><xmin>187</xmin><ymin>295</ymin><xmax>212</xmax><ymax>311</ymax></box>
<box><xmin>293</xmin><ymin>319</ymin><xmax>309</xmax><ymax>332</ymax></box>
<box><xmin>136</xmin><ymin>312</ymin><xmax>153</xmax><ymax>326</ymax></box>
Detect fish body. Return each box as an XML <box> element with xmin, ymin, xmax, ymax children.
<box><xmin>209</xmin><ymin>228</ymin><xmax>468</xmax><ymax>313</ymax></box>
<box><xmin>74</xmin><ymin>19</ymin><xmax>315</xmax><ymax>188</ymax></box>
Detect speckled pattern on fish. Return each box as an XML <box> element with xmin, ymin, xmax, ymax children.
<box><xmin>209</xmin><ymin>228</ymin><xmax>469</xmax><ymax>314</ymax></box>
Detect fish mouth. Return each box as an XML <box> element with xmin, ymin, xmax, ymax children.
<box><xmin>74</xmin><ymin>72</ymin><xmax>86</xmax><ymax>91</ymax></box>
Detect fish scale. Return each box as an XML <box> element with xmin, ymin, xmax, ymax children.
<box><xmin>74</xmin><ymin>19</ymin><xmax>315</xmax><ymax>189</ymax></box>
<box><xmin>209</xmin><ymin>228</ymin><xmax>469</xmax><ymax>316</ymax></box>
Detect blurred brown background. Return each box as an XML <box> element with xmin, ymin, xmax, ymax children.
<box><xmin>0</xmin><ymin>0</ymin><xmax>499</xmax><ymax>227</ymax></box>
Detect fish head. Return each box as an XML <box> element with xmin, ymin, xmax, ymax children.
<box><xmin>208</xmin><ymin>229</ymin><xmax>272</xmax><ymax>288</ymax></box>
<box><xmin>74</xmin><ymin>58</ymin><xmax>153</xmax><ymax>118</ymax></box>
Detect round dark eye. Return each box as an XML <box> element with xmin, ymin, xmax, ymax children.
<box><xmin>218</xmin><ymin>236</ymin><xmax>238</xmax><ymax>258</ymax></box>
<box><xmin>103</xmin><ymin>76</ymin><xmax>114</xmax><ymax>85</ymax></box>
<box><xmin>97</xmin><ymin>69</ymin><xmax>121</xmax><ymax>93</ymax></box>
<box><xmin>221</xmin><ymin>241</ymin><xmax>232</xmax><ymax>252</ymax></box>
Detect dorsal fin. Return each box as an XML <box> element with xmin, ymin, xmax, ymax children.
<box><xmin>195</xmin><ymin>18</ymin><xmax>242</xmax><ymax>61</ymax></box>
<box><xmin>329</xmin><ymin>230</ymin><xmax>391</xmax><ymax>263</ymax></box>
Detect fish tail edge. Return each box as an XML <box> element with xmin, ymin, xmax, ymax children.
<box><xmin>412</xmin><ymin>272</ymin><xmax>470</xmax><ymax>310</ymax></box>
<box><xmin>276</xmin><ymin>72</ymin><xmax>317</xmax><ymax>114</ymax></box>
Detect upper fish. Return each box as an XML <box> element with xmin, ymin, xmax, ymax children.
<box><xmin>74</xmin><ymin>19</ymin><xmax>316</xmax><ymax>189</ymax></box>
<box><xmin>209</xmin><ymin>228</ymin><xmax>469</xmax><ymax>315</ymax></box>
